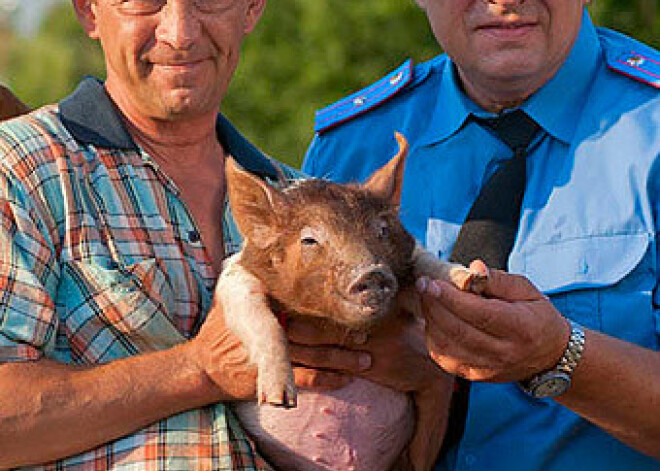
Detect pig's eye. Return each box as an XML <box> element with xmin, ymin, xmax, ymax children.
<box><xmin>376</xmin><ymin>220</ymin><xmax>389</xmax><ymax>238</ymax></box>
<box><xmin>301</xmin><ymin>236</ymin><xmax>318</xmax><ymax>246</ymax></box>
<box><xmin>300</xmin><ymin>226</ymin><xmax>324</xmax><ymax>248</ymax></box>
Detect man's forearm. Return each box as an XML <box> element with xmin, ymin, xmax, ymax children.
<box><xmin>557</xmin><ymin>328</ymin><xmax>660</xmax><ymax>460</ymax></box>
<box><xmin>408</xmin><ymin>373</ymin><xmax>454</xmax><ymax>471</ymax></box>
<box><xmin>0</xmin><ymin>342</ymin><xmax>218</xmax><ymax>468</ymax></box>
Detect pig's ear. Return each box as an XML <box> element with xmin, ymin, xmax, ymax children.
<box><xmin>225</xmin><ymin>156</ymin><xmax>286</xmax><ymax>248</ymax></box>
<box><xmin>362</xmin><ymin>132</ymin><xmax>408</xmax><ymax>206</ymax></box>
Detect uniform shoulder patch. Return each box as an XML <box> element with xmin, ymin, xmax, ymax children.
<box><xmin>314</xmin><ymin>59</ymin><xmax>414</xmax><ymax>134</ymax></box>
<box><xmin>601</xmin><ymin>29</ymin><xmax>660</xmax><ymax>89</ymax></box>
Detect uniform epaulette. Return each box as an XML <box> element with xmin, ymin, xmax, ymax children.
<box><xmin>314</xmin><ymin>59</ymin><xmax>414</xmax><ymax>133</ymax></box>
<box><xmin>601</xmin><ymin>29</ymin><xmax>660</xmax><ymax>89</ymax></box>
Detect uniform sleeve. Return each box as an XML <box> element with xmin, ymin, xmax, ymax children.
<box><xmin>303</xmin><ymin>133</ymin><xmax>348</xmax><ymax>181</ymax></box>
<box><xmin>653</xmin><ymin>159</ymin><xmax>660</xmax><ymax>339</ymax></box>
<box><xmin>0</xmin><ymin>168</ymin><xmax>59</xmax><ymax>362</ymax></box>
<box><xmin>302</xmin><ymin>134</ymin><xmax>326</xmax><ymax>178</ymax></box>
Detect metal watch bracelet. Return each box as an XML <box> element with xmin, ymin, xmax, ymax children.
<box><xmin>518</xmin><ymin>320</ymin><xmax>586</xmax><ymax>398</ymax></box>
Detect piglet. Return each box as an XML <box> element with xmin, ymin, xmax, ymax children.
<box><xmin>217</xmin><ymin>133</ymin><xmax>484</xmax><ymax>471</ymax></box>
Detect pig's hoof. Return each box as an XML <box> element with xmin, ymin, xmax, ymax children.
<box><xmin>464</xmin><ymin>271</ymin><xmax>488</xmax><ymax>294</ymax></box>
<box><xmin>449</xmin><ymin>267</ymin><xmax>488</xmax><ymax>294</ymax></box>
<box><xmin>258</xmin><ymin>371</ymin><xmax>297</xmax><ymax>408</ymax></box>
<box><xmin>259</xmin><ymin>388</ymin><xmax>297</xmax><ymax>408</ymax></box>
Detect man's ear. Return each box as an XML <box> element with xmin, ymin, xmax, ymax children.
<box><xmin>72</xmin><ymin>0</ymin><xmax>100</xmax><ymax>39</ymax></box>
<box><xmin>244</xmin><ymin>0</ymin><xmax>267</xmax><ymax>34</ymax></box>
<box><xmin>225</xmin><ymin>156</ymin><xmax>286</xmax><ymax>249</ymax></box>
<box><xmin>362</xmin><ymin>132</ymin><xmax>409</xmax><ymax>206</ymax></box>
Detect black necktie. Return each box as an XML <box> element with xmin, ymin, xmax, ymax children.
<box><xmin>450</xmin><ymin>110</ymin><xmax>541</xmax><ymax>270</ymax></box>
<box><xmin>439</xmin><ymin>110</ymin><xmax>541</xmax><ymax>459</ymax></box>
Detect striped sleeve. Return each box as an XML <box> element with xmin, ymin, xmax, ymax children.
<box><xmin>0</xmin><ymin>138</ymin><xmax>60</xmax><ymax>362</ymax></box>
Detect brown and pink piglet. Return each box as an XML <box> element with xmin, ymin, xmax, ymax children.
<box><xmin>217</xmin><ymin>133</ymin><xmax>484</xmax><ymax>471</ymax></box>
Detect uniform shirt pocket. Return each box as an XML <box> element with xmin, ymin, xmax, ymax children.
<box><xmin>58</xmin><ymin>258</ymin><xmax>186</xmax><ymax>364</ymax></box>
<box><xmin>521</xmin><ymin>233</ymin><xmax>657</xmax><ymax>348</ymax></box>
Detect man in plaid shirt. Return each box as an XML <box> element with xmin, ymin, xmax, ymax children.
<box><xmin>0</xmin><ymin>0</ymin><xmax>449</xmax><ymax>468</ymax></box>
<box><xmin>0</xmin><ymin>0</ymin><xmax>289</xmax><ymax>467</ymax></box>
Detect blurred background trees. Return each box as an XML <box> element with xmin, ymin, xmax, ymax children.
<box><xmin>0</xmin><ymin>0</ymin><xmax>657</xmax><ymax>167</ymax></box>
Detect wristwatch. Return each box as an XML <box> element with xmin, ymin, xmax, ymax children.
<box><xmin>518</xmin><ymin>320</ymin><xmax>586</xmax><ymax>398</ymax></box>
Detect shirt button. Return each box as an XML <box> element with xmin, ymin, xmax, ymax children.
<box><xmin>626</xmin><ymin>55</ymin><xmax>645</xmax><ymax>67</ymax></box>
<box><xmin>389</xmin><ymin>71</ymin><xmax>404</xmax><ymax>85</ymax></box>
<box><xmin>188</xmin><ymin>230</ymin><xmax>201</xmax><ymax>243</ymax></box>
<box><xmin>464</xmin><ymin>453</ymin><xmax>476</xmax><ymax>468</ymax></box>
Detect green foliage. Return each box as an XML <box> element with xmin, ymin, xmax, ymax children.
<box><xmin>5</xmin><ymin>4</ymin><xmax>105</xmax><ymax>108</ymax></box>
<box><xmin>224</xmin><ymin>0</ymin><xmax>437</xmax><ymax>166</ymax></box>
<box><xmin>2</xmin><ymin>0</ymin><xmax>658</xmax><ymax>168</ymax></box>
<box><xmin>589</xmin><ymin>0</ymin><xmax>659</xmax><ymax>47</ymax></box>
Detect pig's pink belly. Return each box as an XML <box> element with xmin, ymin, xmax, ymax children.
<box><xmin>234</xmin><ymin>377</ymin><xmax>414</xmax><ymax>471</ymax></box>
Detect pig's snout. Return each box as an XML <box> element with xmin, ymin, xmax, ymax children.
<box><xmin>347</xmin><ymin>264</ymin><xmax>398</xmax><ymax>310</ymax></box>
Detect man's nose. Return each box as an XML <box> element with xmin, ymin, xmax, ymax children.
<box><xmin>156</xmin><ymin>0</ymin><xmax>201</xmax><ymax>50</ymax></box>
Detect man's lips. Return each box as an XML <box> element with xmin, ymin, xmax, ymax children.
<box><xmin>155</xmin><ymin>59</ymin><xmax>206</xmax><ymax>67</ymax></box>
<box><xmin>148</xmin><ymin>58</ymin><xmax>210</xmax><ymax>74</ymax></box>
<box><xmin>475</xmin><ymin>21</ymin><xmax>538</xmax><ymax>39</ymax></box>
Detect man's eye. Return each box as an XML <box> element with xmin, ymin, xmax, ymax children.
<box><xmin>113</xmin><ymin>0</ymin><xmax>164</xmax><ymax>14</ymax></box>
<box><xmin>112</xmin><ymin>0</ymin><xmax>236</xmax><ymax>14</ymax></box>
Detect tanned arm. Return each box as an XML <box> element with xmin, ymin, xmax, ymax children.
<box><xmin>418</xmin><ymin>266</ymin><xmax>660</xmax><ymax>460</ymax></box>
<box><xmin>0</xmin><ymin>301</ymin><xmax>257</xmax><ymax>468</ymax></box>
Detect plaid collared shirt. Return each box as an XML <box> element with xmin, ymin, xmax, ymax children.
<box><xmin>0</xmin><ymin>78</ymin><xmax>300</xmax><ymax>470</ymax></box>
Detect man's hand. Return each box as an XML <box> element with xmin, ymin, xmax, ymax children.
<box><xmin>286</xmin><ymin>310</ymin><xmax>444</xmax><ymax>393</ymax></box>
<box><xmin>187</xmin><ymin>299</ymin><xmax>258</xmax><ymax>401</ymax></box>
<box><xmin>417</xmin><ymin>260</ymin><xmax>570</xmax><ymax>383</ymax></box>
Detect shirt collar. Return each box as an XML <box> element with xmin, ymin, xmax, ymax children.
<box><xmin>423</xmin><ymin>8</ymin><xmax>600</xmax><ymax>146</ymax></box>
<box><xmin>522</xmin><ymin>10</ymin><xmax>600</xmax><ymax>144</ymax></box>
<box><xmin>418</xmin><ymin>59</ymin><xmax>476</xmax><ymax>147</ymax></box>
<box><xmin>58</xmin><ymin>76</ymin><xmax>280</xmax><ymax>180</ymax></box>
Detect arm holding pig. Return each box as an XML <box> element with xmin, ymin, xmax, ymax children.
<box><xmin>416</xmin><ymin>263</ymin><xmax>660</xmax><ymax>460</ymax></box>
<box><xmin>0</xmin><ymin>300</ymin><xmax>259</xmax><ymax>468</ymax></box>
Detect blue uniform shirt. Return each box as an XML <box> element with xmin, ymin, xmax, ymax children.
<box><xmin>304</xmin><ymin>11</ymin><xmax>660</xmax><ymax>471</ymax></box>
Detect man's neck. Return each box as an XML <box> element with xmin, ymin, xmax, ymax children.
<box><xmin>455</xmin><ymin>68</ymin><xmax>551</xmax><ymax>114</ymax></box>
<box><xmin>104</xmin><ymin>80</ymin><xmax>222</xmax><ymax>165</ymax></box>
<box><xmin>125</xmin><ymin>115</ymin><xmax>223</xmax><ymax>170</ymax></box>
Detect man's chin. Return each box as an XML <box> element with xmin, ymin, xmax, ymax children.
<box><xmin>156</xmin><ymin>93</ymin><xmax>218</xmax><ymax>120</ymax></box>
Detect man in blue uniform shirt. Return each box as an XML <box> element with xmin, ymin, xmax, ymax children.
<box><xmin>303</xmin><ymin>0</ymin><xmax>660</xmax><ymax>469</ymax></box>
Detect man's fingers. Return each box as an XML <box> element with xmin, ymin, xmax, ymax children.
<box><xmin>289</xmin><ymin>343</ymin><xmax>372</xmax><ymax>374</ymax></box>
<box><xmin>423</xmin><ymin>307</ymin><xmax>515</xmax><ymax>376</ymax></box>
<box><xmin>293</xmin><ymin>366</ymin><xmax>352</xmax><ymax>391</ymax></box>
<box><xmin>474</xmin><ymin>263</ymin><xmax>542</xmax><ymax>302</ymax></box>
<box><xmin>427</xmin><ymin>347</ymin><xmax>499</xmax><ymax>382</ymax></box>
<box><xmin>286</xmin><ymin>317</ymin><xmax>366</xmax><ymax>346</ymax></box>
<box><xmin>422</xmin><ymin>279</ymin><xmax>517</xmax><ymax>337</ymax></box>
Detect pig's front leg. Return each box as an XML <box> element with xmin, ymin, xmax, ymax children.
<box><xmin>411</xmin><ymin>242</ymin><xmax>486</xmax><ymax>294</ymax></box>
<box><xmin>216</xmin><ymin>253</ymin><xmax>297</xmax><ymax>407</ymax></box>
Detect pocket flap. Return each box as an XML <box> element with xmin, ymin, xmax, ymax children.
<box><xmin>512</xmin><ymin>233</ymin><xmax>651</xmax><ymax>294</ymax></box>
<box><xmin>63</xmin><ymin>258</ymin><xmax>185</xmax><ymax>361</ymax></box>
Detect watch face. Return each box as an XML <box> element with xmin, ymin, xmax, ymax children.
<box><xmin>532</xmin><ymin>373</ymin><xmax>571</xmax><ymax>398</ymax></box>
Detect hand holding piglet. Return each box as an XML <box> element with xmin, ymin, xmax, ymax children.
<box><xmin>416</xmin><ymin>260</ymin><xmax>570</xmax><ymax>383</ymax></box>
